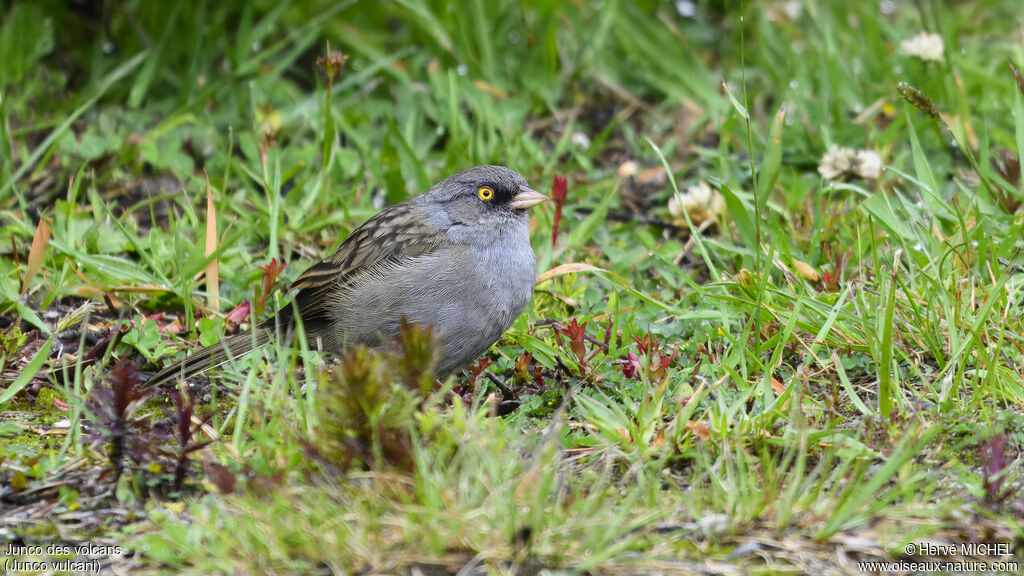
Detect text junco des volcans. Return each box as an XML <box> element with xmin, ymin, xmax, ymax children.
<box><xmin>147</xmin><ymin>165</ymin><xmax>547</xmax><ymax>387</ymax></box>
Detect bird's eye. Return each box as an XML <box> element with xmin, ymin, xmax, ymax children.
<box><xmin>478</xmin><ymin>187</ymin><xmax>494</xmax><ymax>200</ymax></box>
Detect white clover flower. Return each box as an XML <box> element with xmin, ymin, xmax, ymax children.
<box><xmin>900</xmin><ymin>32</ymin><xmax>944</xmax><ymax>62</ymax></box>
<box><xmin>781</xmin><ymin>1</ymin><xmax>801</xmax><ymax>20</ymax></box>
<box><xmin>818</xmin><ymin>146</ymin><xmax>883</xmax><ymax>181</ymax></box>
<box><xmin>669</xmin><ymin>181</ymin><xmax>725</xmax><ymax>225</ymax></box>
<box><xmin>570</xmin><ymin>131</ymin><xmax>591</xmax><ymax>150</ymax></box>
<box><xmin>667</xmin><ymin>194</ymin><xmax>682</xmax><ymax>217</ymax></box>
<box><xmin>854</xmin><ymin>150</ymin><xmax>882</xmax><ymax>180</ymax></box>
<box><xmin>818</xmin><ymin>145</ymin><xmax>857</xmax><ymax>180</ymax></box>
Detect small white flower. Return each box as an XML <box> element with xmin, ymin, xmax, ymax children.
<box><xmin>900</xmin><ymin>32</ymin><xmax>944</xmax><ymax>62</ymax></box>
<box><xmin>667</xmin><ymin>195</ymin><xmax>682</xmax><ymax>217</ymax></box>
<box><xmin>854</xmin><ymin>150</ymin><xmax>882</xmax><ymax>180</ymax></box>
<box><xmin>818</xmin><ymin>146</ymin><xmax>883</xmax><ymax>181</ymax></box>
<box><xmin>570</xmin><ymin>131</ymin><xmax>591</xmax><ymax>150</ymax></box>
<box><xmin>781</xmin><ymin>1</ymin><xmax>801</xmax><ymax>20</ymax></box>
<box><xmin>818</xmin><ymin>145</ymin><xmax>857</xmax><ymax>180</ymax></box>
<box><xmin>669</xmin><ymin>181</ymin><xmax>725</xmax><ymax>225</ymax></box>
<box><xmin>618</xmin><ymin>160</ymin><xmax>639</xmax><ymax>178</ymax></box>
<box><xmin>674</xmin><ymin>0</ymin><xmax>696</xmax><ymax>18</ymax></box>
<box><xmin>685</xmin><ymin>181</ymin><xmax>713</xmax><ymax>206</ymax></box>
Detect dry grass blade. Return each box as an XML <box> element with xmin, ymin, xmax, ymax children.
<box><xmin>21</xmin><ymin>216</ymin><xmax>51</xmax><ymax>294</ymax></box>
<box><xmin>1010</xmin><ymin>62</ymin><xmax>1024</xmax><ymax>98</ymax></box>
<box><xmin>204</xmin><ymin>169</ymin><xmax>219</xmax><ymax>313</ymax></box>
<box><xmin>537</xmin><ymin>263</ymin><xmax>605</xmax><ymax>285</ymax></box>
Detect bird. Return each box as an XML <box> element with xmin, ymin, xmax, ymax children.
<box><xmin>146</xmin><ymin>165</ymin><xmax>547</xmax><ymax>388</ymax></box>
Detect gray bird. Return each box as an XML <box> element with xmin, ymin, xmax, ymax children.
<box><xmin>147</xmin><ymin>165</ymin><xmax>547</xmax><ymax>387</ymax></box>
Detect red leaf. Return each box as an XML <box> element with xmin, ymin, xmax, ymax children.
<box><xmin>980</xmin><ymin>434</ymin><xmax>1010</xmax><ymax>502</ymax></box>
<box><xmin>258</xmin><ymin>258</ymin><xmax>287</xmax><ymax>309</ymax></box>
<box><xmin>551</xmin><ymin>174</ymin><xmax>567</xmax><ymax>247</ymax></box>
<box><xmin>203</xmin><ymin>460</ymin><xmax>236</xmax><ymax>494</ymax></box>
<box><xmin>515</xmin><ymin>352</ymin><xmax>532</xmax><ymax>371</ymax></box>
<box><xmin>557</xmin><ymin>318</ymin><xmax>587</xmax><ymax>359</ymax></box>
<box><xmin>226</xmin><ymin>301</ymin><xmax>252</xmax><ymax>326</ymax></box>
<box><xmin>622</xmin><ymin>352</ymin><xmax>641</xmax><ymax>379</ymax></box>
<box><xmin>532</xmin><ymin>366</ymin><xmax>546</xmax><ymax>388</ymax></box>
<box><xmin>144</xmin><ymin>312</ymin><xmax>180</xmax><ymax>333</ymax></box>
<box><xmin>466</xmin><ymin>357</ymin><xmax>492</xmax><ymax>383</ymax></box>
<box><xmin>632</xmin><ymin>333</ymin><xmax>656</xmax><ymax>356</ymax></box>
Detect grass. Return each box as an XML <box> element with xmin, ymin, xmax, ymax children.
<box><xmin>2</xmin><ymin>0</ymin><xmax>1024</xmax><ymax>574</ymax></box>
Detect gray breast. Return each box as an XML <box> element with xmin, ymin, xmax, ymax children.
<box><xmin>325</xmin><ymin>227</ymin><xmax>537</xmax><ymax>377</ymax></box>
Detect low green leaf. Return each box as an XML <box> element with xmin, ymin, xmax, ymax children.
<box><xmin>0</xmin><ymin>335</ymin><xmax>53</xmax><ymax>405</ymax></box>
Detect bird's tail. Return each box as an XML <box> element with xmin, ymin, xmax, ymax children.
<box><xmin>145</xmin><ymin>328</ymin><xmax>272</xmax><ymax>389</ymax></box>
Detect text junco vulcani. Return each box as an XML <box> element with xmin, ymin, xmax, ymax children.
<box><xmin>147</xmin><ymin>165</ymin><xmax>547</xmax><ymax>387</ymax></box>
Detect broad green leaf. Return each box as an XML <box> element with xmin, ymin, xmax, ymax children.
<box><xmin>0</xmin><ymin>335</ymin><xmax>53</xmax><ymax>405</ymax></box>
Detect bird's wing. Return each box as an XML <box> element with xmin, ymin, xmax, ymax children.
<box><xmin>283</xmin><ymin>202</ymin><xmax>452</xmax><ymax>325</ymax></box>
<box><xmin>148</xmin><ymin>203</ymin><xmax>452</xmax><ymax>389</ymax></box>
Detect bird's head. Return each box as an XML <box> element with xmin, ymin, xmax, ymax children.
<box><xmin>427</xmin><ymin>165</ymin><xmax>547</xmax><ymax>226</ymax></box>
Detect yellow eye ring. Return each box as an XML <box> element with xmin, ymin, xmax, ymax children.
<box><xmin>478</xmin><ymin>187</ymin><xmax>494</xmax><ymax>200</ymax></box>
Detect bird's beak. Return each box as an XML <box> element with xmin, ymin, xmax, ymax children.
<box><xmin>508</xmin><ymin>185</ymin><xmax>548</xmax><ymax>210</ymax></box>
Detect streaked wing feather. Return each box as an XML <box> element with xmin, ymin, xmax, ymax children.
<box><xmin>286</xmin><ymin>203</ymin><xmax>450</xmax><ymax>322</ymax></box>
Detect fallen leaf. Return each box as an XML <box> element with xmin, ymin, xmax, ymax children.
<box><xmin>685</xmin><ymin>420</ymin><xmax>712</xmax><ymax>440</ymax></box>
<box><xmin>791</xmin><ymin>259</ymin><xmax>821</xmax><ymax>281</ymax></box>
<box><xmin>771</xmin><ymin>376</ymin><xmax>787</xmax><ymax>396</ymax></box>
<box><xmin>22</xmin><ymin>216</ymin><xmax>52</xmax><ymax>294</ymax></box>
<box><xmin>537</xmin><ymin>263</ymin><xmax>605</xmax><ymax>284</ymax></box>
